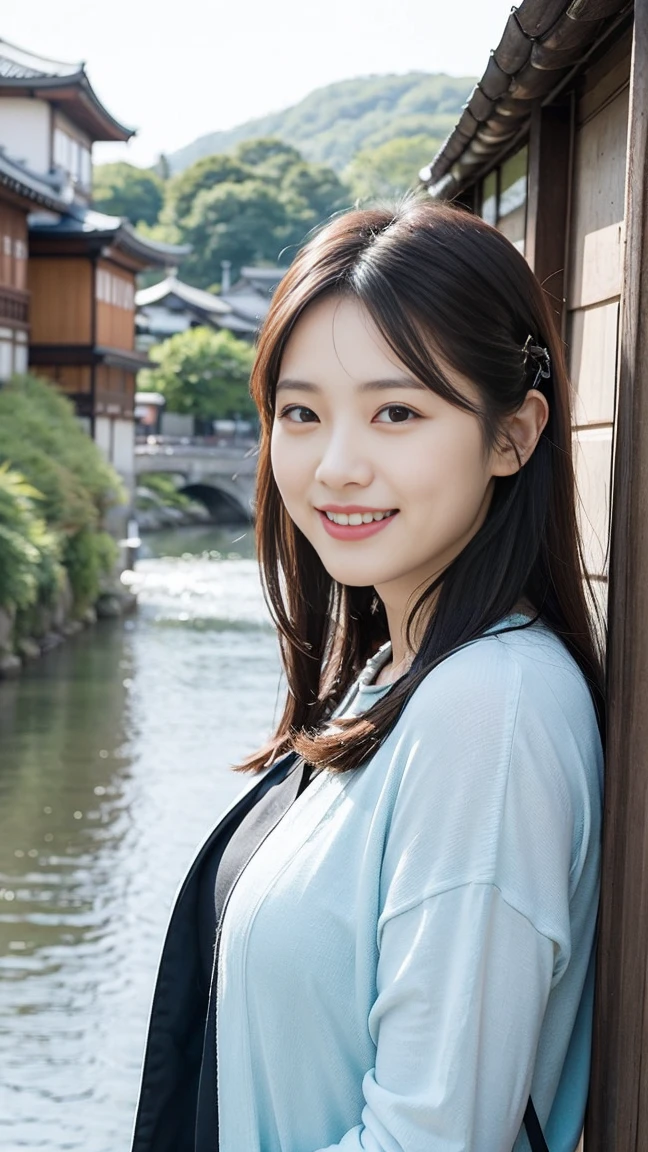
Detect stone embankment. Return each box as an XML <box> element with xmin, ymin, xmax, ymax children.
<box><xmin>0</xmin><ymin>572</ymin><xmax>137</xmax><ymax>681</ymax></box>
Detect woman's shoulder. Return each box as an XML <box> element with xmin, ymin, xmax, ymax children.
<box><xmin>402</xmin><ymin>617</ymin><xmax>599</xmax><ymax>748</ymax></box>
<box><xmin>377</xmin><ymin>618</ymin><xmax>603</xmax><ymax>942</ymax></box>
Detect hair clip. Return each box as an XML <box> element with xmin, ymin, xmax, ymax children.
<box><xmin>522</xmin><ymin>334</ymin><xmax>551</xmax><ymax>390</ymax></box>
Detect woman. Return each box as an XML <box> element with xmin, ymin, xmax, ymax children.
<box><xmin>130</xmin><ymin>200</ymin><xmax>605</xmax><ymax>1152</ymax></box>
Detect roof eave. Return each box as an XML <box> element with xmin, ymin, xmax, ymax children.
<box><xmin>113</xmin><ymin>223</ymin><xmax>190</xmax><ymax>268</ymax></box>
<box><xmin>421</xmin><ymin>0</ymin><xmax>634</xmax><ymax>199</ymax></box>
<box><xmin>0</xmin><ymin>72</ymin><xmax>135</xmax><ymax>142</ymax></box>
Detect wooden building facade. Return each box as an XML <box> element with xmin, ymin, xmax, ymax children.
<box><xmin>0</xmin><ymin>39</ymin><xmax>186</xmax><ymax>544</ymax></box>
<box><xmin>0</xmin><ymin>155</ymin><xmax>38</xmax><ymax>380</ymax></box>
<box><xmin>420</xmin><ymin>1</ymin><xmax>644</xmax><ymax>1147</ymax></box>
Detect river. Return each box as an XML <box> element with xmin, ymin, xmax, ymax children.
<box><xmin>0</xmin><ymin>525</ymin><xmax>282</xmax><ymax>1151</ymax></box>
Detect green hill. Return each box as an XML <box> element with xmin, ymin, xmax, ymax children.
<box><xmin>168</xmin><ymin>72</ymin><xmax>474</xmax><ymax>174</ymax></box>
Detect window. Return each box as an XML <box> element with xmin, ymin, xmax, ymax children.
<box><xmin>80</xmin><ymin>147</ymin><xmax>92</xmax><ymax>188</ymax></box>
<box><xmin>479</xmin><ymin>146</ymin><xmax>528</xmax><ymax>255</ymax></box>
<box><xmin>0</xmin><ymin>328</ymin><xmax>29</xmax><ymax>380</ymax></box>
<box><xmin>54</xmin><ymin>126</ymin><xmax>93</xmax><ymax>188</ymax></box>
<box><xmin>96</xmin><ymin>268</ymin><xmax>135</xmax><ymax>310</ymax></box>
<box><xmin>14</xmin><ymin>342</ymin><xmax>28</xmax><ymax>374</ymax></box>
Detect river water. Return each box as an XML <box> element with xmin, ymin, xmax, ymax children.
<box><xmin>0</xmin><ymin>525</ymin><xmax>282</xmax><ymax>1151</ymax></box>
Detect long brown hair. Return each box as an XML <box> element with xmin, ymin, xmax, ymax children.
<box><xmin>237</xmin><ymin>198</ymin><xmax>606</xmax><ymax>774</ymax></box>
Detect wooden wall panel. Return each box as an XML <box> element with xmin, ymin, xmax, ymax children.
<box><xmin>565</xmin><ymin>55</ymin><xmax>630</xmax><ymax>586</ymax></box>
<box><xmin>585</xmin><ymin>10</ymin><xmax>648</xmax><ymax>1147</ymax></box>
<box><xmin>568</xmin><ymin>88</ymin><xmax>629</xmax><ymax>311</ymax></box>
<box><xmin>28</xmin><ymin>259</ymin><xmax>92</xmax><ymax>344</ymax></box>
<box><xmin>569</xmin><ymin>301</ymin><xmax>619</xmax><ymax>426</ymax></box>
<box><xmin>96</xmin><ymin>261</ymin><xmax>135</xmax><ymax>351</ymax></box>
<box><xmin>0</xmin><ymin>202</ymin><xmax>28</xmax><ymax>291</ymax></box>
<box><xmin>36</xmin><ymin>365</ymin><xmax>92</xmax><ymax>394</ymax></box>
<box><xmin>573</xmin><ymin>426</ymin><xmax>613</xmax><ymax>578</ymax></box>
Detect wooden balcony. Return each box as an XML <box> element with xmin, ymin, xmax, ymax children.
<box><xmin>0</xmin><ymin>284</ymin><xmax>29</xmax><ymax>327</ymax></box>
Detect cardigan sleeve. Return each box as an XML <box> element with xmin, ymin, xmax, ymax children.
<box><xmin>311</xmin><ymin>638</ymin><xmax>580</xmax><ymax>1152</ymax></box>
<box><xmin>313</xmin><ymin>883</ymin><xmax>555</xmax><ymax>1152</ymax></box>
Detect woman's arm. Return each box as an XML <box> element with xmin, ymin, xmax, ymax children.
<box><xmin>312</xmin><ymin>882</ymin><xmax>555</xmax><ymax>1152</ymax></box>
<box><xmin>310</xmin><ymin>640</ymin><xmax>589</xmax><ymax>1152</ymax></box>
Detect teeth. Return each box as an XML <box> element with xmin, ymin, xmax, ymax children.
<box><xmin>324</xmin><ymin>510</ymin><xmax>393</xmax><ymax>525</ymax></box>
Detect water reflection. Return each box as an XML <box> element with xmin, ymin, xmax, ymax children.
<box><xmin>0</xmin><ymin>525</ymin><xmax>281</xmax><ymax>1150</ymax></box>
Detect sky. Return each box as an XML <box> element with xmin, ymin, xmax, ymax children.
<box><xmin>3</xmin><ymin>0</ymin><xmax>516</xmax><ymax>168</ymax></box>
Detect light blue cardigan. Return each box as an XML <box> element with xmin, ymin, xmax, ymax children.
<box><xmin>216</xmin><ymin>616</ymin><xmax>603</xmax><ymax>1151</ymax></box>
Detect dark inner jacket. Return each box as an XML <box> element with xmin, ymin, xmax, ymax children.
<box><xmin>129</xmin><ymin>752</ymin><xmax>299</xmax><ymax>1152</ymax></box>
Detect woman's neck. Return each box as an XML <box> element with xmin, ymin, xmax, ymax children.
<box><xmin>374</xmin><ymin>597</ymin><xmax>535</xmax><ymax>688</ymax></box>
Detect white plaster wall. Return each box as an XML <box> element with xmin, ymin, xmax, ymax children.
<box><xmin>112</xmin><ymin>418</ymin><xmax>135</xmax><ymax>487</ymax></box>
<box><xmin>0</xmin><ymin>99</ymin><xmax>50</xmax><ymax>172</ymax></box>
<box><xmin>94</xmin><ymin>416</ymin><xmax>112</xmax><ymax>461</ymax></box>
<box><xmin>161</xmin><ymin>411</ymin><xmax>194</xmax><ymax>437</ymax></box>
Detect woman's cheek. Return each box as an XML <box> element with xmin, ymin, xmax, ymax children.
<box><xmin>271</xmin><ymin>433</ymin><xmax>307</xmax><ymax>518</ymax></box>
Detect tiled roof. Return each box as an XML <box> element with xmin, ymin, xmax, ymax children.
<box><xmin>0</xmin><ymin>39</ymin><xmax>82</xmax><ymax>80</ymax></box>
<box><xmin>238</xmin><ymin>266</ymin><xmax>288</xmax><ymax>293</ymax></box>
<box><xmin>0</xmin><ymin>38</ymin><xmax>134</xmax><ymax>142</ymax></box>
<box><xmin>0</xmin><ymin>149</ymin><xmax>68</xmax><ymax>211</ymax></box>
<box><xmin>420</xmin><ymin>0</ymin><xmax>633</xmax><ymax>199</ymax></box>
<box><xmin>29</xmin><ymin>205</ymin><xmax>190</xmax><ymax>268</ymax></box>
<box><xmin>135</xmin><ymin>276</ymin><xmax>232</xmax><ymax>314</ymax></box>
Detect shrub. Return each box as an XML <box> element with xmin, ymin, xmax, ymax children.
<box><xmin>63</xmin><ymin>528</ymin><xmax>119</xmax><ymax>613</ymax></box>
<box><xmin>0</xmin><ymin>374</ymin><xmax>127</xmax><ymax>620</ymax></box>
<box><xmin>0</xmin><ymin>462</ymin><xmax>64</xmax><ymax>614</ymax></box>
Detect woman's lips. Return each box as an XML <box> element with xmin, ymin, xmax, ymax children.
<box><xmin>317</xmin><ymin>509</ymin><xmax>399</xmax><ymax>541</ymax></box>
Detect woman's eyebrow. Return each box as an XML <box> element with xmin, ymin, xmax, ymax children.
<box><xmin>275</xmin><ymin>376</ymin><xmax>427</xmax><ymax>394</ymax></box>
<box><xmin>276</xmin><ymin>378</ymin><xmax>320</xmax><ymax>394</ymax></box>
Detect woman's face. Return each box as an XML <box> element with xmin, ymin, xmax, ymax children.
<box><xmin>271</xmin><ymin>294</ymin><xmax>514</xmax><ymax>615</ymax></box>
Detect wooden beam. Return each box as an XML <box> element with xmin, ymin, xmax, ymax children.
<box><xmin>585</xmin><ymin>11</ymin><xmax>648</xmax><ymax>1150</ymax></box>
<box><xmin>525</xmin><ymin>96</ymin><xmax>572</xmax><ymax>336</ymax></box>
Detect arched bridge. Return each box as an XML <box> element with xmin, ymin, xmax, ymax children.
<box><xmin>135</xmin><ymin>439</ymin><xmax>257</xmax><ymax>522</ymax></box>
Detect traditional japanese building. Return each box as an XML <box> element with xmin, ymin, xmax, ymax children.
<box><xmin>0</xmin><ymin>149</ymin><xmax>56</xmax><ymax>380</ymax></box>
<box><xmin>0</xmin><ymin>38</ymin><xmax>187</xmax><ymax>533</ymax></box>
<box><xmin>135</xmin><ymin>265</ymin><xmax>288</xmax><ymax>348</ymax></box>
<box><xmin>419</xmin><ymin>3</ymin><xmax>645</xmax><ymax>1148</ymax></box>
<box><xmin>134</xmin><ymin>275</ymin><xmax>245</xmax><ymax>348</ymax></box>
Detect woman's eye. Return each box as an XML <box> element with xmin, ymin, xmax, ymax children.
<box><xmin>279</xmin><ymin>405</ymin><xmax>319</xmax><ymax>424</ymax></box>
<box><xmin>374</xmin><ymin>405</ymin><xmax>417</xmax><ymax>424</ymax></box>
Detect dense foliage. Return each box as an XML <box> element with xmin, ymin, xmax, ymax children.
<box><xmin>92</xmin><ymin>162</ymin><xmax>164</xmax><ymax>227</ymax></box>
<box><xmin>345</xmin><ymin>134</ymin><xmax>445</xmax><ymax>201</ymax></box>
<box><xmin>158</xmin><ymin>138</ymin><xmax>349</xmax><ymax>287</ymax></box>
<box><xmin>138</xmin><ymin>328</ymin><xmax>256</xmax><ymax>421</ymax></box>
<box><xmin>0</xmin><ymin>375</ymin><xmax>124</xmax><ymax>627</ymax></box>
<box><xmin>168</xmin><ymin>73</ymin><xmax>473</xmax><ymax>174</ymax></box>
<box><xmin>94</xmin><ymin>74</ymin><xmax>473</xmax><ymax>290</ymax></box>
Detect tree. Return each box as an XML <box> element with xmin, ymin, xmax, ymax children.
<box><xmin>233</xmin><ymin>138</ymin><xmax>302</xmax><ymax>178</ymax></box>
<box><xmin>180</xmin><ymin>180</ymin><xmax>289</xmax><ymax>286</ymax></box>
<box><xmin>167</xmin><ymin>154</ymin><xmax>250</xmax><ymax>224</ymax></box>
<box><xmin>164</xmin><ymin>139</ymin><xmax>350</xmax><ymax>287</ymax></box>
<box><xmin>92</xmin><ymin>162</ymin><xmax>164</xmax><ymax>227</ymax></box>
<box><xmin>344</xmin><ymin>135</ymin><xmax>443</xmax><ymax>202</ymax></box>
<box><xmin>138</xmin><ymin>328</ymin><xmax>256</xmax><ymax>421</ymax></box>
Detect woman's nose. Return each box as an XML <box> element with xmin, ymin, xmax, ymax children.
<box><xmin>314</xmin><ymin>428</ymin><xmax>373</xmax><ymax>490</ymax></box>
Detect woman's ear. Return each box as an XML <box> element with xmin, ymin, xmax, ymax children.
<box><xmin>491</xmin><ymin>388</ymin><xmax>550</xmax><ymax>477</ymax></box>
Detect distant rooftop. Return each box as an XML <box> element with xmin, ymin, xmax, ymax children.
<box><xmin>0</xmin><ymin>148</ymin><xmax>68</xmax><ymax>212</ymax></box>
<box><xmin>0</xmin><ymin>38</ymin><xmax>134</xmax><ymax>142</ymax></box>
<box><xmin>30</xmin><ymin>205</ymin><xmax>190</xmax><ymax>270</ymax></box>
<box><xmin>238</xmin><ymin>266</ymin><xmax>288</xmax><ymax>293</ymax></box>
<box><xmin>0</xmin><ymin>40</ymin><xmax>82</xmax><ymax>80</ymax></box>
<box><xmin>136</xmin><ymin>276</ymin><xmax>232</xmax><ymax>314</ymax></box>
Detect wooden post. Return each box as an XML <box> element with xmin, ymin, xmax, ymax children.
<box><xmin>524</xmin><ymin>98</ymin><xmax>572</xmax><ymax>337</ymax></box>
<box><xmin>585</xmin><ymin>10</ymin><xmax>648</xmax><ymax>1150</ymax></box>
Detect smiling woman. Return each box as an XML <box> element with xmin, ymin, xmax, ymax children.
<box><xmin>130</xmin><ymin>199</ymin><xmax>605</xmax><ymax>1152</ymax></box>
<box><xmin>271</xmin><ymin>293</ymin><xmax>547</xmax><ymax>643</ymax></box>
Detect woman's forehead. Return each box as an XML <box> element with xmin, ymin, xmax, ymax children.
<box><xmin>279</xmin><ymin>293</ymin><xmax>481</xmax><ymax>407</ymax></box>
